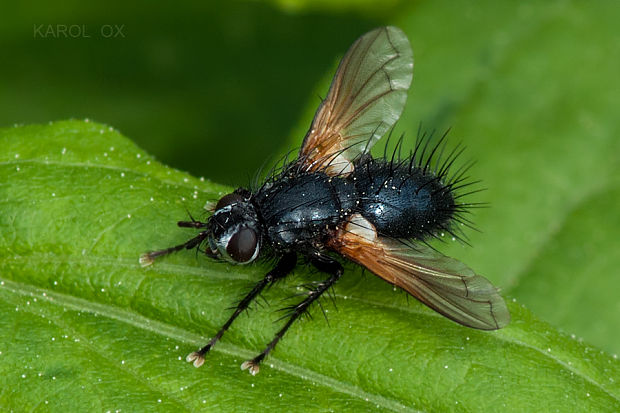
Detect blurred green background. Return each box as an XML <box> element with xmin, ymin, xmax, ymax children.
<box><xmin>3</xmin><ymin>0</ymin><xmax>619</xmax><ymax>357</ymax></box>
<box><xmin>1</xmin><ymin>0</ymin><xmax>386</xmax><ymax>185</ymax></box>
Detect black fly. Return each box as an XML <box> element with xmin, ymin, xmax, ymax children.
<box><xmin>140</xmin><ymin>26</ymin><xmax>510</xmax><ymax>375</ymax></box>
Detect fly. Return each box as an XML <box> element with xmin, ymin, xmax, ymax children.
<box><xmin>141</xmin><ymin>26</ymin><xmax>510</xmax><ymax>375</ymax></box>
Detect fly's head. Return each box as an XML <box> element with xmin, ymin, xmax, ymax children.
<box><xmin>206</xmin><ymin>190</ymin><xmax>261</xmax><ymax>264</ymax></box>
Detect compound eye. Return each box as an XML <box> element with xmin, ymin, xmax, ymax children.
<box><xmin>215</xmin><ymin>193</ymin><xmax>245</xmax><ymax>211</ymax></box>
<box><xmin>226</xmin><ymin>227</ymin><xmax>259</xmax><ymax>263</ymax></box>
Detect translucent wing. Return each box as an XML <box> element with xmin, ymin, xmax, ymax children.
<box><xmin>329</xmin><ymin>215</ymin><xmax>510</xmax><ymax>330</ymax></box>
<box><xmin>299</xmin><ymin>26</ymin><xmax>413</xmax><ymax>175</ymax></box>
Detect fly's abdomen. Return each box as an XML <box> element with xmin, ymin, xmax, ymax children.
<box><xmin>352</xmin><ymin>158</ymin><xmax>455</xmax><ymax>240</ymax></box>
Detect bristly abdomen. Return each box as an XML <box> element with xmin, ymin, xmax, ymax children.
<box><xmin>352</xmin><ymin>155</ymin><xmax>456</xmax><ymax>240</ymax></box>
<box><xmin>345</xmin><ymin>129</ymin><xmax>481</xmax><ymax>243</ymax></box>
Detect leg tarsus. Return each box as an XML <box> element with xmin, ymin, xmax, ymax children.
<box><xmin>186</xmin><ymin>351</ymin><xmax>206</xmax><ymax>368</ymax></box>
<box><xmin>242</xmin><ymin>252</ymin><xmax>343</xmax><ymax>374</ymax></box>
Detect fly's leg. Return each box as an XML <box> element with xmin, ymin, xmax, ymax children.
<box><xmin>139</xmin><ymin>219</ymin><xmax>210</xmax><ymax>266</ymax></box>
<box><xmin>177</xmin><ymin>220</ymin><xmax>208</xmax><ymax>229</ymax></box>
<box><xmin>241</xmin><ymin>252</ymin><xmax>343</xmax><ymax>375</ymax></box>
<box><xmin>187</xmin><ymin>253</ymin><xmax>298</xmax><ymax>368</ymax></box>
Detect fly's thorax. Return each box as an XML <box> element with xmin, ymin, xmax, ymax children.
<box><xmin>253</xmin><ymin>172</ymin><xmax>357</xmax><ymax>249</ymax></box>
<box><xmin>207</xmin><ymin>190</ymin><xmax>261</xmax><ymax>264</ymax></box>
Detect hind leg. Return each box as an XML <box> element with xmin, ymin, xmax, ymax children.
<box><xmin>241</xmin><ymin>252</ymin><xmax>343</xmax><ymax>375</ymax></box>
<box><xmin>187</xmin><ymin>253</ymin><xmax>298</xmax><ymax>367</ymax></box>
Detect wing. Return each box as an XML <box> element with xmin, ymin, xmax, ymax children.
<box><xmin>328</xmin><ymin>215</ymin><xmax>510</xmax><ymax>330</ymax></box>
<box><xmin>299</xmin><ymin>26</ymin><xmax>413</xmax><ymax>175</ymax></box>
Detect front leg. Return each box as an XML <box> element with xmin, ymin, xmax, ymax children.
<box><xmin>241</xmin><ymin>251</ymin><xmax>343</xmax><ymax>375</ymax></box>
<box><xmin>187</xmin><ymin>252</ymin><xmax>297</xmax><ymax>367</ymax></box>
<box><xmin>139</xmin><ymin>219</ymin><xmax>209</xmax><ymax>266</ymax></box>
<box><xmin>139</xmin><ymin>230</ymin><xmax>209</xmax><ymax>266</ymax></box>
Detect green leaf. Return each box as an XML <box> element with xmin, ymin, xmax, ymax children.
<box><xmin>1</xmin><ymin>120</ymin><xmax>619</xmax><ymax>411</ymax></box>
